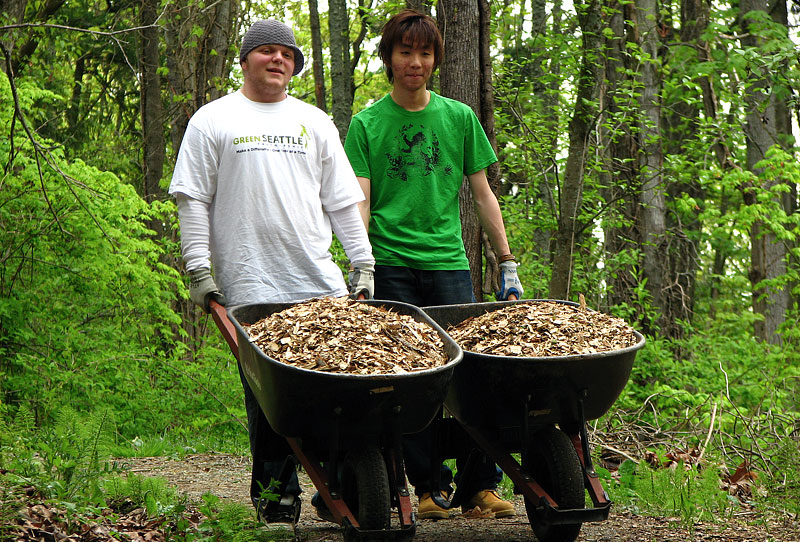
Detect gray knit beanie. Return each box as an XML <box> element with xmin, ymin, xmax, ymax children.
<box><xmin>239</xmin><ymin>20</ymin><xmax>305</xmax><ymax>75</ymax></box>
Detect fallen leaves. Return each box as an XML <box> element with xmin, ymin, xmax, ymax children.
<box><xmin>7</xmin><ymin>487</ymin><xmax>203</xmax><ymax>542</ymax></box>
<box><xmin>244</xmin><ymin>297</ymin><xmax>448</xmax><ymax>375</ymax></box>
<box><xmin>447</xmin><ymin>301</ymin><xmax>638</xmax><ymax>357</ymax></box>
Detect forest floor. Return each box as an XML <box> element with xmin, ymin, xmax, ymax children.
<box><xmin>110</xmin><ymin>453</ymin><xmax>799</xmax><ymax>542</ymax></box>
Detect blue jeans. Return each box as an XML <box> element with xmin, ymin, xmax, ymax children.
<box><xmin>374</xmin><ymin>265</ymin><xmax>503</xmax><ymax>497</ymax></box>
<box><xmin>237</xmin><ymin>362</ymin><xmax>301</xmax><ymax>502</ymax></box>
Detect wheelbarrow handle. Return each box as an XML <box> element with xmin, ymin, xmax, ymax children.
<box><xmin>209</xmin><ymin>299</ymin><xmax>239</xmax><ymax>360</ymax></box>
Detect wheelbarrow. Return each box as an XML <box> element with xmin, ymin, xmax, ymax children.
<box><xmin>421</xmin><ymin>299</ymin><xmax>645</xmax><ymax>542</ymax></box>
<box><xmin>209</xmin><ymin>299</ymin><xmax>463</xmax><ymax>542</ymax></box>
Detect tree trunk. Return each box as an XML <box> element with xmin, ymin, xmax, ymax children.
<box><xmin>66</xmin><ymin>55</ymin><xmax>86</xmax><ymax>135</ymax></box>
<box><xmin>308</xmin><ymin>0</ymin><xmax>328</xmax><ymax>112</ymax></box>
<box><xmin>739</xmin><ymin>0</ymin><xmax>789</xmax><ymax>344</ymax></box>
<box><xmin>652</xmin><ymin>0</ymin><xmax>714</xmax><ymax>339</ymax></box>
<box><xmin>438</xmin><ymin>0</ymin><xmax>485</xmax><ymax>300</ymax></box>
<box><xmin>548</xmin><ymin>0</ymin><xmax>604</xmax><ymax>300</ymax></box>
<box><xmin>407</xmin><ymin>0</ymin><xmax>434</xmax><ymax>11</ymax></box>
<box><xmin>5</xmin><ymin>0</ymin><xmax>66</xmax><ymax>76</ymax></box>
<box><xmin>328</xmin><ymin>0</ymin><xmax>352</xmax><ymax>142</ymax></box>
<box><xmin>350</xmin><ymin>1</ymin><xmax>373</xmax><ymax>102</ymax></box>
<box><xmin>477</xmin><ymin>0</ymin><xmax>504</xmax><ymax>296</ymax></box>
<box><xmin>634</xmin><ymin>0</ymin><xmax>667</xmax><ymax>334</ymax></box>
<box><xmin>528</xmin><ymin>0</ymin><xmax>560</xmax><ymax>265</ymax></box>
<box><xmin>162</xmin><ymin>0</ymin><xmax>240</xmax><ymax>348</ymax></box>
<box><xmin>679</xmin><ymin>0</ymin><xmax>733</xmax><ymax>318</ymax></box>
<box><xmin>599</xmin><ymin>0</ymin><xmax>639</xmax><ymax>313</ymax></box>
<box><xmin>165</xmin><ymin>0</ymin><xmax>240</xmax><ymax>152</ymax></box>
<box><xmin>769</xmin><ymin>0</ymin><xmax>798</xmax><ymax>312</ymax></box>
<box><xmin>140</xmin><ymin>0</ymin><xmax>165</xmax><ymax>207</ymax></box>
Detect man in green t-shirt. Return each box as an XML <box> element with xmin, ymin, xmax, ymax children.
<box><xmin>342</xmin><ymin>9</ymin><xmax>523</xmax><ymax>521</ymax></box>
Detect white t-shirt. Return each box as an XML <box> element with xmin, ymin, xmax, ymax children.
<box><xmin>169</xmin><ymin>91</ymin><xmax>366</xmax><ymax>305</ymax></box>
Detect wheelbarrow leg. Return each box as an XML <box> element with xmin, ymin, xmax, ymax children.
<box><xmin>286</xmin><ymin>438</ymin><xmax>361</xmax><ymax>528</ymax></box>
<box><xmin>428</xmin><ymin>410</ymin><xmax>450</xmax><ymax>509</ymax></box>
<box><xmin>567</xmin><ymin>392</ymin><xmax>611</xmax><ymax>508</ymax></box>
<box><xmin>444</xmin><ymin>449</ymin><xmax>480</xmax><ymax>510</ymax></box>
<box><xmin>386</xmin><ymin>405</ymin><xmax>416</xmax><ymax>530</ymax></box>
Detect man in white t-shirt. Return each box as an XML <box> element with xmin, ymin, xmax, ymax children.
<box><xmin>169</xmin><ymin>19</ymin><xmax>374</xmax><ymax>523</ymax></box>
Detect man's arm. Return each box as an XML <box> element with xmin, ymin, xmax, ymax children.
<box><xmin>176</xmin><ymin>193</ymin><xmax>226</xmax><ymax>310</ymax></box>
<box><xmin>467</xmin><ymin>169</ymin><xmax>511</xmax><ymax>257</ymax></box>
<box><xmin>328</xmin><ymin>202</ymin><xmax>375</xmax><ymax>299</ymax></box>
<box><xmin>467</xmin><ymin>169</ymin><xmax>523</xmax><ymax>300</ymax></box>
<box><xmin>356</xmin><ymin>176</ymin><xmax>371</xmax><ymax>230</ymax></box>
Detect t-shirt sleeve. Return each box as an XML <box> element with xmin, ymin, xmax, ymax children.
<box><xmin>463</xmin><ymin>108</ymin><xmax>498</xmax><ymax>176</ymax></box>
<box><xmin>317</xmin><ymin>114</ymin><xmax>364</xmax><ymax>212</ymax></box>
<box><xmin>168</xmin><ymin>120</ymin><xmax>219</xmax><ymax>203</ymax></box>
<box><xmin>343</xmin><ymin>115</ymin><xmax>371</xmax><ymax>179</ymax></box>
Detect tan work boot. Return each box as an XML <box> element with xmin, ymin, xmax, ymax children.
<box><xmin>462</xmin><ymin>489</ymin><xmax>516</xmax><ymax>518</ymax></box>
<box><xmin>417</xmin><ymin>491</ymin><xmax>450</xmax><ymax>520</ymax></box>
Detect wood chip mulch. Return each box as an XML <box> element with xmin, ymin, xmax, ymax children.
<box><xmin>244</xmin><ymin>296</ymin><xmax>448</xmax><ymax>375</ymax></box>
<box><xmin>447</xmin><ymin>299</ymin><xmax>639</xmax><ymax>357</ymax></box>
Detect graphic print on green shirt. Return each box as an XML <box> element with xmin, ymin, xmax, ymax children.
<box><xmin>385</xmin><ymin>124</ymin><xmax>447</xmax><ymax>182</ymax></box>
<box><xmin>345</xmin><ymin>92</ymin><xmax>497</xmax><ymax>270</ymax></box>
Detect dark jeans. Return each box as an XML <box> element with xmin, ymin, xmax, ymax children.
<box><xmin>374</xmin><ymin>265</ymin><xmax>503</xmax><ymax>497</ymax></box>
<box><xmin>237</xmin><ymin>362</ymin><xmax>301</xmax><ymax>501</ymax></box>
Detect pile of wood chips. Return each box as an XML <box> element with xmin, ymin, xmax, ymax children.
<box><xmin>447</xmin><ymin>300</ymin><xmax>639</xmax><ymax>357</ymax></box>
<box><xmin>243</xmin><ymin>296</ymin><xmax>448</xmax><ymax>375</ymax></box>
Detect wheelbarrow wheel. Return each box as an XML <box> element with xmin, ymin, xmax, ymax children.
<box><xmin>523</xmin><ymin>425</ymin><xmax>584</xmax><ymax>542</ymax></box>
<box><xmin>341</xmin><ymin>444</ymin><xmax>391</xmax><ymax>531</ymax></box>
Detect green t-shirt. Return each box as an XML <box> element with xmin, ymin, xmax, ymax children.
<box><xmin>344</xmin><ymin>92</ymin><xmax>497</xmax><ymax>270</ymax></box>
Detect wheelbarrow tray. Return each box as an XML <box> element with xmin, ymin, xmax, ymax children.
<box><xmin>422</xmin><ymin>300</ymin><xmax>645</xmax><ymax>430</ymax></box>
<box><xmin>229</xmin><ymin>300</ymin><xmax>463</xmax><ymax>447</ymax></box>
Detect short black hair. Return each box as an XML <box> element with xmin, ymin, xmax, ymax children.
<box><xmin>379</xmin><ymin>9</ymin><xmax>443</xmax><ymax>83</ymax></box>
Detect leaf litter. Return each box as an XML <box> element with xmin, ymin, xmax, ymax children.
<box><xmin>447</xmin><ymin>299</ymin><xmax>639</xmax><ymax>357</ymax></box>
<box><xmin>244</xmin><ymin>296</ymin><xmax>448</xmax><ymax>375</ymax></box>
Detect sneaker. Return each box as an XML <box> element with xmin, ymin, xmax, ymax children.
<box><xmin>314</xmin><ymin>502</ymin><xmax>336</xmax><ymax>523</ymax></box>
<box><xmin>418</xmin><ymin>491</ymin><xmax>450</xmax><ymax>520</ymax></box>
<box><xmin>254</xmin><ymin>495</ymin><xmax>301</xmax><ymax>523</ymax></box>
<box><xmin>311</xmin><ymin>491</ymin><xmax>336</xmax><ymax>523</ymax></box>
<box><xmin>462</xmin><ymin>489</ymin><xmax>516</xmax><ymax>518</ymax></box>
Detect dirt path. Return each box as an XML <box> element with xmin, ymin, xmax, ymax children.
<box><xmin>120</xmin><ymin>453</ymin><xmax>798</xmax><ymax>541</ymax></box>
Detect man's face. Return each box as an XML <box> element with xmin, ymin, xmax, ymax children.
<box><xmin>389</xmin><ymin>39</ymin><xmax>435</xmax><ymax>93</ymax></box>
<box><xmin>241</xmin><ymin>44</ymin><xmax>296</xmax><ymax>102</ymax></box>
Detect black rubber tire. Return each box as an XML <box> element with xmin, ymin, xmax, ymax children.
<box><xmin>341</xmin><ymin>444</ymin><xmax>391</xmax><ymax>532</ymax></box>
<box><xmin>523</xmin><ymin>425</ymin><xmax>585</xmax><ymax>542</ymax></box>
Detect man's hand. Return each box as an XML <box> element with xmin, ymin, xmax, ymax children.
<box><xmin>189</xmin><ymin>268</ymin><xmax>227</xmax><ymax>311</ymax></box>
<box><xmin>496</xmin><ymin>261</ymin><xmax>524</xmax><ymax>301</ymax></box>
<box><xmin>348</xmin><ymin>264</ymin><xmax>375</xmax><ymax>300</ymax></box>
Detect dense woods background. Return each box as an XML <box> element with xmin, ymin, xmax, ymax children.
<box><xmin>1</xmin><ymin>0</ymin><xmax>799</xmax><ymax>529</ymax></box>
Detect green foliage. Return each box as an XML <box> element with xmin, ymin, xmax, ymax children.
<box><xmin>755</xmin><ymin>436</ymin><xmax>800</xmax><ymax>518</ymax></box>
<box><xmin>603</xmin><ymin>458</ymin><xmax>734</xmax><ymax>530</ymax></box>
<box><xmin>194</xmin><ymin>494</ymin><xmax>285</xmax><ymax>542</ymax></box>
<box><xmin>613</xmin><ymin>326</ymin><xmax>797</xmax><ymax>429</ymax></box>
<box><xmin>497</xmin><ymin>193</ymin><xmax>555</xmax><ymax>298</ymax></box>
<box><xmin>2</xmin><ymin>0</ymin><xmax>800</xmax><ymax>534</ymax></box>
<box><xmin>0</xmin><ymin>405</ymin><xmax>114</xmax><ymax>507</ymax></box>
<box><xmin>103</xmin><ymin>473</ymin><xmax>184</xmax><ymax>517</ymax></box>
<box><xmin>0</xmin><ymin>408</ymin><xmax>279</xmax><ymax>541</ymax></box>
<box><xmin>0</xmin><ymin>72</ymin><xmax>250</xmax><ymax>446</ymax></box>
<box><xmin>598</xmin><ymin>325</ymin><xmax>799</xmax><ymax>527</ymax></box>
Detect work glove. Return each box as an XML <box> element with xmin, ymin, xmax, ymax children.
<box><xmin>348</xmin><ymin>264</ymin><xmax>375</xmax><ymax>300</ymax></box>
<box><xmin>189</xmin><ymin>268</ymin><xmax>227</xmax><ymax>312</ymax></box>
<box><xmin>496</xmin><ymin>261</ymin><xmax>524</xmax><ymax>301</ymax></box>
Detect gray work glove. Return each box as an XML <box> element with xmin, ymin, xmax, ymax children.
<box><xmin>496</xmin><ymin>261</ymin><xmax>524</xmax><ymax>301</ymax></box>
<box><xmin>189</xmin><ymin>268</ymin><xmax>227</xmax><ymax>312</ymax></box>
<box><xmin>348</xmin><ymin>264</ymin><xmax>375</xmax><ymax>300</ymax></box>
